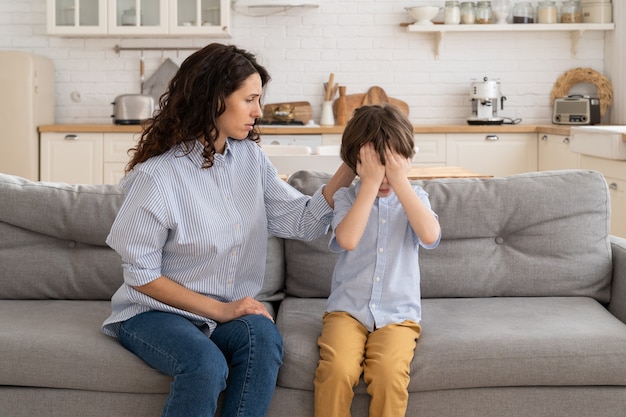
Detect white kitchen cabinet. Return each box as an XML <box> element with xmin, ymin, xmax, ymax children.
<box><xmin>446</xmin><ymin>133</ymin><xmax>537</xmax><ymax>177</ymax></box>
<box><xmin>47</xmin><ymin>0</ymin><xmax>230</xmax><ymax>37</ymax></box>
<box><xmin>414</xmin><ymin>134</ymin><xmax>446</xmax><ymax>166</ymax></box>
<box><xmin>41</xmin><ymin>131</ymin><xmax>137</xmax><ymax>185</ymax></box>
<box><xmin>580</xmin><ymin>156</ymin><xmax>626</xmax><ymax>238</ymax></box>
<box><xmin>321</xmin><ymin>134</ymin><xmax>342</xmax><ymax>146</ymax></box>
<box><xmin>47</xmin><ymin>0</ymin><xmax>108</xmax><ymax>35</ymax></box>
<box><xmin>538</xmin><ymin>134</ymin><xmax>581</xmax><ymax>171</ymax></box>
<box><xmin>108</xmin><ymin>0</ymin><xmax>168</xmax><ymax>35</ymax></box>
<box><xmin>40</xmin><ymin>132</ymin><xmax>104</xmax><ymax>184</ymax></box>
<box><xmin>103</xmin><ymin>132</ymin><xmax>139</xmax><ymax>184</ymax></box>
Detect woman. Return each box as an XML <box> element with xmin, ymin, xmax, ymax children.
<box><xmin>102</xmin><ymin>43</ymin><xmax>354</xmax><ymax>417</ymax></box>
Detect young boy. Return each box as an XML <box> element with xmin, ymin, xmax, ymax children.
<box><xmin>314</xmin><ymin>104</ymin><xmax>441</xmax><ymax>417</ymax></box>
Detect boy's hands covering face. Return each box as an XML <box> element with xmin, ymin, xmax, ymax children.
<box><xmin>356</xmin><ymin>143</ymin><xmax>385</xmax><ymax>187</ymax></box>
<box><xmin>384</xmin><ymin>147</ymin><xmax>412</xmax><ymax>187</ymax></box>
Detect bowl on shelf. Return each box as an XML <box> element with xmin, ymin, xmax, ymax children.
<box><xmin>406</xmin><ymin>5</ymin><xmax>440</xmax><ymax>25</ymax></box>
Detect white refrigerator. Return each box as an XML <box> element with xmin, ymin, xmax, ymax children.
<box><xmin>0</xmin><ymin>51</ymin><xmax>55</xmax><ymax>180</ymax></box>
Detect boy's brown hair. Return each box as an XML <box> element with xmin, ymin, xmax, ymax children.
<box><xmin>340</xmin><ymin>103</ymin><xmax>415</xmax><ymax>175</ymax></box>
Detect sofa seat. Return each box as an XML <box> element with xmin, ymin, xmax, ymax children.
<box><xmin>276</xmin><ymin>296</ymin><xmax>626</xmax><ymax>393</ymax></box>
<box><xmin>0</xmin><ymin>300</ymin><xmax>171</xmax><ymax>394</ymax></box>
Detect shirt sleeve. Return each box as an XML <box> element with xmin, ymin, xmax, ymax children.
<box><xmin>328</xmin><ymin>186</ymin><xmax>353</xmax><ymax>253</ymax></box>
<box><xmin>263</xmin><ymin>156</ymin><xmax>333</xmax><ymax>241</ymax></box>
<box><xmin>106</xmin><ymin>170</ymin><xmax>170</xmax><ymax>287</ymax></box>
<box><xmin>414</xmin><ymin>185</ymin><xmax>441</xmax><ymax>250</ymax></box>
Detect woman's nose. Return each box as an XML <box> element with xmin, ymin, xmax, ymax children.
<box><xmin>252</xmin><ymin>102</ymin><xmax>263</xmax><ymax>118</ymax></box>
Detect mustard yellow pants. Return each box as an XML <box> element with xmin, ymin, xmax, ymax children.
<box><xmin>314</xmin><ymin>311</ymin><xmax>422</xmax><ymax>417</ymax></box>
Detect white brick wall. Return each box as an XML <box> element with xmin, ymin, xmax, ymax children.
<box><xmin>0</xmin><ymin>0</ymin><xmax>615</xmax><ymax>125</ymax></box>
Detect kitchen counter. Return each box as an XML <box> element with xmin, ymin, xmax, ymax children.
<box><xmin>38</xmin><ymin>124</ymin><xmax>573</xmax><ymax>135</ymax></box>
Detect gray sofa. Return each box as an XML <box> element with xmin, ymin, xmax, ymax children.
<box><xmin>1</xmin><ymin>169</ymin><xmax>626</xmax><ymax>417</ymax></box>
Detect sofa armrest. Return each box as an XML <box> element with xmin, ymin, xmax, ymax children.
<box><xmin>608</xmin><ymin>235</ymin><xmax>626</xmax><ymax>324</ymax></box>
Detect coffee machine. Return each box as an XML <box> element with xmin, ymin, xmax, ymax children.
<box><xmin>467</xmin><ymin>77</ymin><xmax>507</xmax><ymax>125</ymax></box>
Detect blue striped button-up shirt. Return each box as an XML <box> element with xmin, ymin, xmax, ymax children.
<box><xmin>326</xmin><ymin>181</ymin><xmax>440</xmax><ymax>332</ymax></box>
<box><xmin>102</xmin><ymin>139</ymin><xmax>332</xmax><ymax>338</ymax></box>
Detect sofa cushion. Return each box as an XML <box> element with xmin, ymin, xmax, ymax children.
<box><xmin>286</xmin><ymin>170</ymin><xmax>612</xmax><ymax>302</ymax></box>
<box><xmin>276</xmin><ymin>296</ymin><xmax>626</xmax><ymax>393</ymax></box>
<box><xmin>0</xmin><ymin>300</ymin><xmax>171</xmax><ymax>394</ymax></box>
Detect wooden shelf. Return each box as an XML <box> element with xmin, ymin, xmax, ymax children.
<box><xmin>406</xmin><ymin>23</ymin><xmax>615</xmax><ymax>58</ymax></box>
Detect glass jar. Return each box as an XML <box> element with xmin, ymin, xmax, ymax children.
<box><xmin>476</xmin><ymin>1</ymin><xmax>493</xmax><ymax>24</ymax></box>
<box><xmin>537</xmin><ymin>1</ymin><xmax>558</xmax><ymax>24</ymax></box>
<box><xmin>460</xmin><ymin>2</ymin><xmax>476</xmax><ymax>24</ymax></box>
<box><xmin>560</xmin><ymin>0</ymin><xmax>582</xmax><ymax>23</ymax></box>
<box><xmin>444</xmin><ymin>1</ymin><xmax>461</xmax><ymax>24</ymax></box>
<box><xmin>512</xmin><ymin>1</ymin><xmax>535</xmax><ymax>23</ymax></box>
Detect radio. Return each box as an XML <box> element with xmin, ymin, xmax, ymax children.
<box><xmin>552</xmin><ymin>96</ymin><xmax>601</xmax><ymax>125</ymax></box>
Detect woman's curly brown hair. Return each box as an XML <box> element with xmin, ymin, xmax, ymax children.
<box><xmin>125</xmin><ymin>43</ymin><xmax>271</xmax><ymax>173</ymax></box>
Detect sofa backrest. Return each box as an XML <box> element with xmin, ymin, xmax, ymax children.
<box><xmin>284</xmin><ymin>169</ymin><xmax>613</xmax><ymax>303</ymax></box>
<box><xmin>0</xmin><ymin>173</ymin><xmax>285</xmax><ymax>303</ymax></box>
<box><xmin>0</xmin><ymin>173</ymin><xmax>124</xmax><ymax>300</ymax></box>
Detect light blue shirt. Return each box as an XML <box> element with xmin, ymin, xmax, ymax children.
<box><xmin>102</xmin><ymin>139</ymin><xmax>332</xmax><ymax>338</ymax></box>
<box><xmin>326</xmin><ymin>181</ymin><xmax>440</xmax><ymax>332</ymax></box>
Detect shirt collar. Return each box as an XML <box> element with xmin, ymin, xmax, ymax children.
<box><xmin>184</xmin><ymin>139</ymin><xmax>232</xmax><ymax>167</ymax></box>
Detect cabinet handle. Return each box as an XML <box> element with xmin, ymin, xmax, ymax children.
<box><xmin>485</xmin><ymin>135</ymin><xmax>499</xmax><ymax>141</ymax></box>
<box><xmin>541</xmin><ymin>135</ymin><xmax>548</xmax><ymax>141</ymax></box>
<box><xmin>563</xmin><ymin>137</ymin><xmax>570</xmax><ymax>144</ymax></box>
<box><xmin>64</xmin><ymin>134</ymin><xmax>79</xmax><ymax>141</ymax></box>
<box><xmin>609</xmin><ymin>182</ymin><xmax>618</xmax><ymax>191</ymax></box>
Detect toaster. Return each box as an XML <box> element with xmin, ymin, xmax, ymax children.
<box><xmin>552</xmin><ymin>95</ymin><xmax>601</xmax><ymax>125</ymax></box>
<box><xmin>111</xmin><ymin>94</ymin><xmax>155</xmax><ymax>125</ymax></box>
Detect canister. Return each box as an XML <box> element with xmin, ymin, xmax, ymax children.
<box><xmin>512</xmin><ymin>2</ymin><xmax>535</xmax><ymax>23</ymax></box>
<box><xmin>461</xmin><ymin>2</ymin><xmax>476</xmax><ymax>24</ymax></box>
<box><xmin>476</xmin><ymin>1</ymin><xmax>493</xmax><ymax>24</ymax></box>
<box><xmin>582</xmin><ymin>3</ymin><xmax>613</xmax><ymax>23</ymax></box>
<box><xmin>537</xmin><ymin>1</ymin><xmax>558</xmax><ymax>24</ymax></box>
<box><xmin>561</xmin><ymin>1</ymin><xmax>582</xmax><ymax>23</ymax></box>
<box><xmin>444</xmin><ymin>1</ymin><xmax>462</xmax><ymax>24</ymax></box>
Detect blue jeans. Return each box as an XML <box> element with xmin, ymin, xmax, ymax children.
<box><xmin>119</xmin><ymin>311</ymin><xmax>283</xmax><ymax>417</ymax></box>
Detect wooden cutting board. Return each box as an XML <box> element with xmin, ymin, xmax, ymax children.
<box><xmin>262</xmin><ymin>101</ymin><xmax>312</xmax><ymax>124</ymax></box>
<box><xmin>333</xmin><ymin>86</ymin><xmax>409</xmax><ymax>123</ymax></box>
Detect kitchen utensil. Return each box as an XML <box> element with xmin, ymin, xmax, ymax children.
<box><xmin>261</xmin><ymin>101</ymin><xmax>313</xmax><ymax>124</ymax></box>
<box><xmin>143</xmin><ymin>58</ymin><xmax>180</xmax><ymax>106</ymax></box>
<box><xmin>139</xmin><ymin>52</ymin><xmax>145</xmax><ymax>94</ymax></box>
<box><xmin>405</xmin><ymin>6</ymin><xmax>440</xmax><ymax>24</ymax></box>
<box><xmin>332</xmin><ymin>87</ymin><xmax>409</xmax><ymax>123</ymax></box>
<box><xmin>362</xmin><ymin>86</ymin><xmax>389</xmax><ymax>106</ymax></box>
<box><xmin>325</xmin><ymin>73</ymin><xmax>335</xmax><ymax>101</ymax></box>
<box><xmin>111</xmin><ymin>94</ymin><xmax>155</xmax><ymax>125</ymax></box>
<box><xmin>335</xmin><ymin>86</ymin><xmax>348</xmax><ymax>126</ymax></box>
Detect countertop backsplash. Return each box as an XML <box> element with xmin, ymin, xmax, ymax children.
<box><xmin>0</xmin><ymin>0</ymin><xmax>614</xmax><ymax>126</ymax></box>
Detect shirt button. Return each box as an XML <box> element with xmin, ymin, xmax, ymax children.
<box><xmin>371</xmin><ymin>304</ymin><xmax>376</xmax><ymax>309</ymax></box>
<box><xmin>381</xmin><ymin>219</ymin><xmax>386</xmax><ymax>224</ymax></box>
<box><xmin>379</xmin><ymin>248</ymin><xmax>384</xmax><ymax>253</ymax></box>
<box><xmin>375</xmin><ymin>276</ymin><xmax>381</xmax><ymax>282</ymax></box>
